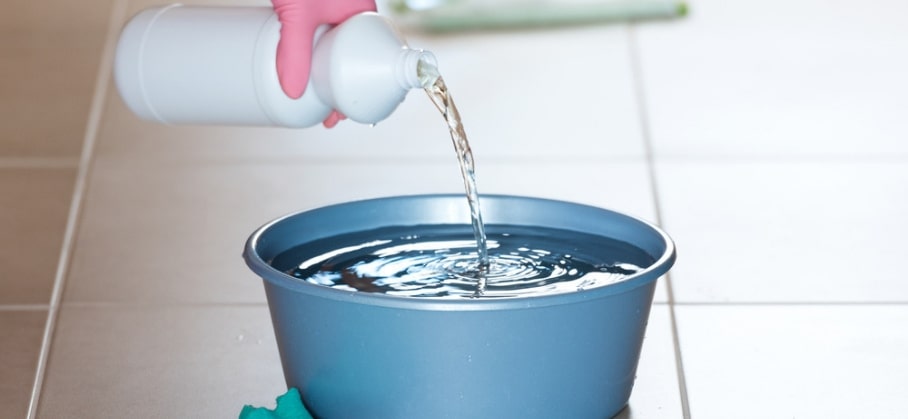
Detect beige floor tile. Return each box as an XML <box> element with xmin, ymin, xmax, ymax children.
<box><xmin>0</xmin><ymin>0</ymin><xmax>114</xmax><ymax>46</ymax></box>
<box><xmin>401</xmin><ymin>25</ymin><xmax>645</xmax><ymax>159</ymax></box>
<box><xmin>479</xmin><ymin>159</ymin><xmax>657</xmax><ymax>223</ymax></box>
<box><xmin>0</xmin><ymin>168</ymin><xmax>75</xmax><ymax>304</ymax></box>
<box><xmin>64</xmin><ymin>157</ymin><xmax>661</xmax><ymax>304</ymax></box>
<box><xmin>657</xmin><ymin>160</ymin><xmax>908</xmax><ymax>303</ymax></box>
<box><xmin>63</xmin><ymin>158</ymin><xmax>460</xmax><ymax>305</ymax></box>
<box><xmin>616</xmin><ymin>305</ymin><xmax>684</xmax><ymax>418</ymax></box>
<box><xmin>676</xmin><ymin>304</ymin><xmax>908</xmax><ymax>418</ymax></box>
<box><xmin>0</xmin><ymin>310</ymin><xmax>46</xmax><ymax>419</ymax></box>
<box><xmin>636</xmin><ymin>0</ymin><xmax>908</xmax><ymax>157</ymax></box>
<box><xmin>0</xmin><ymin>44</ymin><xmax>103</xmax><ymax>158</ymax></box>
<box><xmin>37</xmin><ymin>305</ymin><xmax>284</xmax><ymax>418</ymax></box>
<box><xmin>0</xmin><ymin>0</ymin><xmax>113</xmax><ymax>158</ymax></box>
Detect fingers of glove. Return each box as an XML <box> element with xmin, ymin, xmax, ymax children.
<box><xmin>314</xmin><ymin>0</ymin><xmax>377</xmax><ymax>24</ymax></box>
<box><xmin>272</xmin><ymin>0</ymin><xmax>317</xmax><ymax>98</ymax></box>
<box><xmin>322</xmin><ymin>110</ymin><xmax>346</xmax><ymax>128</ymax></box>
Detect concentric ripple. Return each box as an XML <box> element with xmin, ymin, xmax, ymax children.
<box><xmin>270</xmin><ymin>225</ymin><xmax>654</xmax><ymax>299</ymax></box>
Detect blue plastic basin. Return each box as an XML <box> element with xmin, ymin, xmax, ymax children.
<box><xmin>244</xmin><ymin>194</ymin><xmax>675</xmax><ymax>419</ymax></box>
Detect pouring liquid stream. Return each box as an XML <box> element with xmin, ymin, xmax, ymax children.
<box><xmin>418</xmin><ymin>61</ymin><xmax>490</xmax><ymax>296</ymax></box>
<box><xmin>275</xmin><ymin>60</ymin><xmax>653</xmax><ymax>299</ymax></box>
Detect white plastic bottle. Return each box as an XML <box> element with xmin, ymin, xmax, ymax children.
<box><xmin>114</xmin><ymin>5</ymin><xmax>436</xmax><ymax>127</ymax></box>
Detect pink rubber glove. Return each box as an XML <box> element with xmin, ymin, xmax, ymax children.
<box><xmin>271</xmin><ymin>0</ymin><xmax>377</xmax><ymax>128</ymax></box>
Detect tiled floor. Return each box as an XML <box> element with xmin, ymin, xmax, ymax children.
<box><xmin>2</xmin><ymin>0</ymin><xmax>907</xmax><ymax>418</ymax></box>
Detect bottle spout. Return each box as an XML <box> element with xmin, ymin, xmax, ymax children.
<box><xmin>397</xmin><ymin>48</ymin><xmax>438</xmax><ymax>89</ymax></box>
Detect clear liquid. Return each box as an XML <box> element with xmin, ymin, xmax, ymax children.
<box><xmin>271</xmin><ymin>225</ymin><xmax>653</xmax><ymax>299</ymax></box>
<box><xmin>418</xmin><ymin>62</ymin><xmax>490</xmax><ymax>295</ymax></box>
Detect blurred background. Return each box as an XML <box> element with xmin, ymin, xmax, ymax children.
<box><xmin>2</xmin><ymin>0</ymin><xmax>907</xmax><ymax>417</ymax></box>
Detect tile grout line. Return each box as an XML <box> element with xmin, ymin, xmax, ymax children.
<box><xmin>61</xmin><ymin>301</ymin><xmax>271</xmax><ymax>309</ymax></box>
<box><xmin>0</xmin><ymin>158</ymin><xmax>80</xmax><ymax>169</ymax></box>
<box><xmin>81</xmin><ymin>154</ymin><xmax>651</xmax><ymax>167</ymax></box>
<box><xmin>626</xmin><ymin>25</ymin><xmax>691</xmax><ymax>419</ymax></box>
<box><xmin>674</xmin><ymin>301</ymin><xmax>908</xmax><ymax>306</ymax></box>
<box><xmin>0</xmin><ymin>305</ymin><xmax>50</xmax><ymax>312</ymax></box>
<box><xmin>26</xmin><ymin>1</ymin><xmax>128</xmax><ymax>418</ymax></box>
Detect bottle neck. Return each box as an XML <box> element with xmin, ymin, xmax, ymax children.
<box><xmin>396</xmin><ymin>48</ymin><xmax>438</xmax><ymax>90</ymax></box>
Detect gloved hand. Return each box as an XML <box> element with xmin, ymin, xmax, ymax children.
<box><xmin>271</xmin><ymin>0</ymin><xmax>377</xmax><ymax>127</ymax></box>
